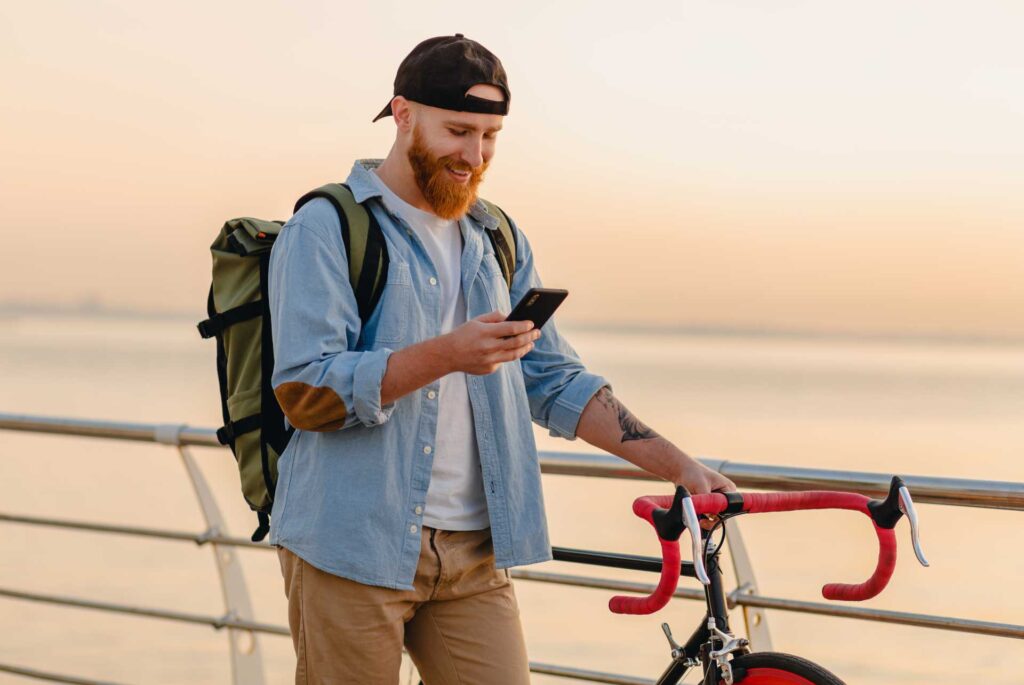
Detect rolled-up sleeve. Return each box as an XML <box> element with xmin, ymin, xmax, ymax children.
<box><xmin>268</xmin><ymin>217</ymin><xmax>397</xmax><ymax>432</ymax></box>
<box><xmin>506</xmin><ymin>214</ymin><xmax>612</xmax><ymax>440</ymax></box>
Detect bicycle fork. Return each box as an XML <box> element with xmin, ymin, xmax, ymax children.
<box><xmin>655</xmin><ymin>542</ymin><xmax>750</xmax><ymax>685</ymax></box>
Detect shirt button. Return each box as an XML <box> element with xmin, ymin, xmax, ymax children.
<box><xmin>429</xmin><ymin>277</ymin><xmax>438</xmax><ymax>286</ymax></box>
<box><xmin>414</xmin><ymin>505</ymin><xmax>423</xmax><ymax>515</ymax></box>
<box><xmin>423</xmin><ymin>445</ymin><xmax>432</xmax><ymax>454</ymax></box>
<box><xmin>410</xmin><ymin>524</ymin><xmax>418</xmax><ymax>533</ymax></box>
<box><xmin>427</xmin><ymin>390</ymin><xmax>437</xmax><ymax>399</ymax></box>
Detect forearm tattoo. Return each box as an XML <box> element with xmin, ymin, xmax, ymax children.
<box><xmin>594</xmin><ymin>386</ymin><xmax>661</xmax><ymax>443</ymax></box>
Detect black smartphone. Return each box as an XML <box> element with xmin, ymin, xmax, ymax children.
<box><xmin>500</xmin><ymin>288</ymin><xmax>568</xmax><ymax>338</ymax></box>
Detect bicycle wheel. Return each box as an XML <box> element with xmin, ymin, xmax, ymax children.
<box><xmin>719</xmin><ymin>652</ymin><xmax>845</xmax><ymax>685</ymax></box>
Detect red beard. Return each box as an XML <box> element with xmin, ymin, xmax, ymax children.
<box><xmin>407</xmin><ymin>125</ymin><xmax>490</xmax><ymax>220</ymax></box>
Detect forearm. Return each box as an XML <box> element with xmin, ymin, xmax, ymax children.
<box><xmin>574</xmin><ymin>386</ymin><xmax>694</xmax><ymax>484</ymax></box>
<box><xmin>379</xmin><ymin>335</ymin><xmax>455</xmax><ymax>406</ymax></box>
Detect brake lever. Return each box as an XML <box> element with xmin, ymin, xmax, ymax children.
<box><xmin>868</xmin><ymin>476</ymin><xmax>929</xmax><ymax>569</ymax></box>
<box><xmin>678</xmin><ymin>487</ymin><xmax>711</xmax><ymax>585</ymax></box>
<box><xmin>898</xmin><ymin>486</ymin><xmax>929</xmax><ymax>567</ymax></box>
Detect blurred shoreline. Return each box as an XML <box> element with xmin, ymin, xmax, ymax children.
<box><xmin>2</xmin><ymin>299</ymin><xmax>1022</xmax><ymax>348</ymax></box>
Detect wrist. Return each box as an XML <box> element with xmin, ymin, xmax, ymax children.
<box><xmin>669</xmin><ymin>451</ymin><xmax>703</xmax><ymax>484</ymax></box>
<box><xmin>426</xmin><ymin>333</ymin><xmax>457</xmax><ymax>376</ymax></box>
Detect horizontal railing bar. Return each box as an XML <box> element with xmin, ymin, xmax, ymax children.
<box><xmin>0</xmin><ymin>512</ymin><xmax>699</xmax><ymax>575</ymax></box>
<box><xmin>518</xmin><ymin>571</ymin><xmax>1024</xmax><ymax>640</ymax></box>
<box><xmin>529</xmin><ymin>662</ymin><xmax>655</xmax><ymax>685</ymax></box>
<box><xmin>5</xmin><ymin>555</ymin><xmax>1019</xmax><ymax>643</ymax></box>
<box><xmin>0</xmin><ymin>659</ymin><xmax>652</xmax><ymax>685</ymax></box>
<box><xmin>10</xmin><ymin>572</ymin><xmax>1017</xmax><ymax>680</ymax></box>
<box><xmin>0</xmin><ymin>663</ymin><xmax>128</xmax><ymax>685</ymax></box>
<box><xmin>2</xmin><ymin>412</ymin><xmax>1021</xmax><ymax>510</ymax></box>
<box><xmin>0</xmin><ymin>413</ymin><xmax>220</xmax><ymax>447</ymax></box>
<box><xmin>0</xmin><ymin>588</ymin><xmax>649</xmax><ymax>684</ymax></box>
<box><xmin>0</xmin><ymin>587</ymin><xmax>290</xmax><ymax>636</ymax></box>
<box><xmin>0</xmin><ymin>512</ymin><xmax>266</xmax><ymax>548</ymax></box>
<box><xmin>513</xmin><ymin>569</ymin><xmax>706</xmax><ymax>603</ymax></box>
<box><xmin>736</xmin><ymin>592</ymin><xmax>1024</xmax><ymax>640</ymax></box>
<box><xmin>540</xmin><ymin>451</ymin><xmax>1024</xmax><ymax>511</ymax></box>
<box><xmin>5</xmin><ymin>513</ymin><xmax>1022</xmax><ymax>639</ymax></box>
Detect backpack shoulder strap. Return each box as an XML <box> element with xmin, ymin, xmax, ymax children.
<box><xmin>477</xmin><ymin>198</ymin><xmax>517</xmax><ymax>290</ymax></box>
<box><xmin>294</xmin><ymin>183</ymin><xmax>389</xmax><ymax>323</ymax></box>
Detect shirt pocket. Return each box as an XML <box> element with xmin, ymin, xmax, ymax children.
<box><xmin>369</xmin><ymin>261</ymin><xmax>412</xmax><ymax>347</ymax></box>
<box><xmin>479</xmin><ymin>252</ymin><xmax>512</xmax><ymax>313</ymax></box>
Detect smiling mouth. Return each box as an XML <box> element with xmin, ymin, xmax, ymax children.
<box><xmin>446</xmin><ymin>167</ymin><xmax>471</xmax><ymax>182</ymax></box>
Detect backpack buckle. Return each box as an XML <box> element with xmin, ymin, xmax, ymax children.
<box><xmin>216</xmin><ymin>424</ymin><xmax>233</xmax><ymax>445</ymax></box>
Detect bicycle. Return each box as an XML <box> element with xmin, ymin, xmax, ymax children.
<box><xmin>608</xmin><ymin>476</ymin><xmax>929</xmax><ymax>684</ymax></box>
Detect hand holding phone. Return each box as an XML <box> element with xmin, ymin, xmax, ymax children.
<box><xmin>444</xmin><ymin>311</ymin><xmax>539</xmax><ymax>376</ymax></box>
<box><xmin>500</xmin><ymin>288</ymin><xmax>568</xmax><ymax>339</ymax></box>
<box><xmin>442</xmin><ymin>288</ymin><xmax>567</xmax><ymax>376</ymax></box>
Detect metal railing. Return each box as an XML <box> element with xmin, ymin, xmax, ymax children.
<box><xmin>1</xmin><ymin>412</ymin><xmax>1022</xmax><ymax>685</ymax></box>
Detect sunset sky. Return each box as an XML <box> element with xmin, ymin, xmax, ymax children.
<box><xmin>2</xmin><ymin>0</ymin><xmax>1022</xmax><ymax>339</ymax></box>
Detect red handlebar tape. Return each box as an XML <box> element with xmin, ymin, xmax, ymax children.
<box><xmin>608</xmin><ymin>491</ymin><xmax>898</xmax><ymax>615</ymax></box>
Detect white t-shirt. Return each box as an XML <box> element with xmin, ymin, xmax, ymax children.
<box><xmin>366</xmin><ymin>169</ymin><xmax>490</xmax><ymax>531</ymax></box>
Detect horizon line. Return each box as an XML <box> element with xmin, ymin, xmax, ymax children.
<box><xmin>2</xmin><ymin>300</ymin><xmax>1022</xmax><ymax>348</ymax></box>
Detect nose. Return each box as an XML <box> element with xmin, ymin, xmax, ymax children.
<box><xmin>461</xmin><ymin>137</ymin><xmax>484</xmax><ymax>169</ymax></box>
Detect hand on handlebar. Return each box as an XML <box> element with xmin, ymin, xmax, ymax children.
<box><xmin>672</xmin><ymin>457</ymin><xmax>736</xmax><ymax>531</ymax></box>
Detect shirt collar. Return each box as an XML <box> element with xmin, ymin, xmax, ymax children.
<box><xmin>346</xmin><ymin>158</ymin><xmax>500</xmax><ymax>231</ymax></box>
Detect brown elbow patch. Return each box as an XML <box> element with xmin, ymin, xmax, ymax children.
<box><xmin>273</xmin><ymin>382</ymin><xmax>349</xmax><ymax>431</ymax></box>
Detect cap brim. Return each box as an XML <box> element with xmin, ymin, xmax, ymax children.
<box><xmin>372</xmin><ymin>101</ymin><xmax>393</xmax><ymax>122</ymax></box>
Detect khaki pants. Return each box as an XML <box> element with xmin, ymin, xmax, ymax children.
<box><xmin>276</xmin><ymin>526</ymin><xmax>532</xmax><ymax>684</ymax></box>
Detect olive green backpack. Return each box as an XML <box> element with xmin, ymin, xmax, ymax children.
<box><xmin>198</xmin><ymin>183</ymin><xmax>517</xmax><ymax>541</ymax></box>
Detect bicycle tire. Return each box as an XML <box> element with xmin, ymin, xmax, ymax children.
<box><xmin>720</xmin><ymin>652</ymin><xmax>845</xmax><ymax>685</ymax></box>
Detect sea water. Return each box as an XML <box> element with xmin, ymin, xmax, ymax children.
<box><xmin>1</xmin><ymin>314</ymin><xmax>1021</xmax><ymax>684</ymax></box>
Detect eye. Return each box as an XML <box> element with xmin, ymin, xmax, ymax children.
<box><xmin>448</xmin><ymin>128</ymin><xmax>468</xmax><ymax>137</ymax></box>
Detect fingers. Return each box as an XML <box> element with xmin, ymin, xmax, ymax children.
<box><xmin>475</xmin><ymin>309</ymin><xmax>508</xmax><ymax>323</ymax></box>
<box><xmin>507</xmin><ymin>342</ymin><xmax>534</xmax><ymax>361</ymax></box>
<box><xmin>701</xmin><ymin>479</ymin><xmax>735</xmax><ymax>530</ymax></box>
<box><xmin>498</xmin><ymin>328</ymin><xmax>541</xmax><ymax>350</ymax></box>
<box><xmin>495</xmin><ymin>322</ymin><xmax>537</xmax><ymax>342</ymax></box>
<box><xmin>712</xmin><ymin>476</ymin><xmax>738</xmax><ymax>493</ymax></box>
<box><xmin>475</xmin><ymin>309</ymin><xmax>539</xmax><ymax>339</ymax></box>
<box><xmin>487</xmin><ymin>341</ymin><xmax>533</xmax><ymax>367</ymax></box>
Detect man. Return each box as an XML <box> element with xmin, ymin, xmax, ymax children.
<box><xmin>268</xmin><ymin>33</ymin><xmax>736</xmax><ymax>684</ymax></box>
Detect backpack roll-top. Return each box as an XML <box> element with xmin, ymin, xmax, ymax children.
<box><xmin>198</xmin><ymin>183</ymin><xmax>517</xmax><ymax>542</ymax></box>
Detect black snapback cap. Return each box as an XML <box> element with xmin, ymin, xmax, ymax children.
<box><xmin>372</xmin><ymin>33</ymin><xmax>510</xmax><ymax>122</ymax></box>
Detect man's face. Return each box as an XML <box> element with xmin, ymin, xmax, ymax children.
<box><xmin>403</xmin><ymin>87</ymin><xmax>504</xmax><ymax>220</ymax></box>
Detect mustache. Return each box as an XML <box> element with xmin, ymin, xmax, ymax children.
<box><xmin>443</xmin><ymin>160</ymin><xmax>480</xmax><ymax>175</ymax></box>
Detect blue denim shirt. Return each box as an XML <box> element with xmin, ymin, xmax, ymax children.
<box><xmin>267</xmin><ymin>159</ymin><xmax>612</xmax><ymax>590</ymax></box>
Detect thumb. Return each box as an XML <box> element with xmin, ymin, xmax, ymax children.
<box><xmin>475</xmin><ymin>309</ymin><xmax>507</xmax><ymax>323</ymax></box>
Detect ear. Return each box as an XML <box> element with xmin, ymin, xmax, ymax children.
<box><xmin>391</xmin><ymin>96</ymin><xmax>415</xmax><ymax>133</ymax></box>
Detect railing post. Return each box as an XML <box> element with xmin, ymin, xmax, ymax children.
<box><xmin>170</xmin><ymin>434</ymin><xmax>265</xmax><ymax>685</ymax></box>
<box><xmin>725</xmin><ymin>518</ymin><xmax>772</xmax><ymax>651</ymax></box>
